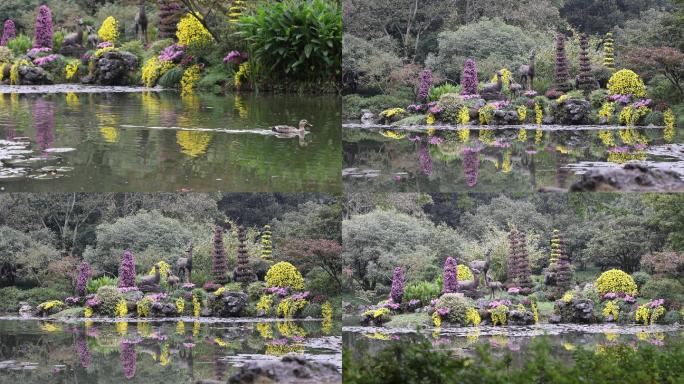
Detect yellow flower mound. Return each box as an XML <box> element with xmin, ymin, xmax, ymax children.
<box><xmin>457</xmin><ymin>264</ymin><xmax>474</xmax><ymax>281</ymax></box>
<box><xmin>599</xmin><ymin>102</ymin><xmax>616</xmax><ymax>122</ymax></box>
<box><xmin>531</xmin><ymin>302</ymin><xmax>539</xmax><ymax>323</ymax></box>
<box><xmin>65</xmin><ymin>60</ymin><xmax>79</xmax><ymax>80</ymax></box>
<box><xmin>379</xmin><ymin>108</ymin><xmax>406</xmax><ymax>119</ymax></box>
<box><xmin>491</xmin><ymin>304</ymin><xmax>508</xmax><ymax>326</ymax></box>
<box><xmin>561</xmin><ymin>291</ymin><xmax>574</xmax><ymax>303</ymax></box>
<box><xmin>192</xmin><ymin>296</ymin><xmax>201</xmax><ymax>317</ymax></box>
<box><xmin>177</xmin><ymin>13</ymin><xmax>213</xmax><ymax>48</ymax></box>
<box><xmin>234</xmin><ymin>62</ymin><xmax>250</xmax><ymax>88</ymax></box>
<box><xmin>466</xmin><ymin>308</ymin><xmax>481</xmax><ymax>326</ymax></box>
<box><xmin>84</xmin><ymin>306</ymin><xmax>93</xmax><ymax>318</ymax></box>
<box><xmin>607</xmin><ymin>69</ymin><xmax>646</xmax><ymax>97</ymax></box>
<box><xmin>137</xmin><ymin>297</ymin><xmax>152</xmax><ymax>317</ymax></box>
<box><xmin>596</xmin><ymin>269</ymin><xmax>637</xmax><ymax>296</ymax></box>
<box><xmin>149</xmin><ymin>261</ymin><xmax>171</xmax><ymax>279</ymax></box>
<box><xmin>602</xmin><ymin>300</ymin><xmax>619</xmax><ymax>320</ymax></box>
<box><xmin>38</xmin><ymin>300</ymin><xmax>64</xmax><ymax>311</ymax></box>
<box><xmin>458</xmin><ymin>106</ymin><xmax>470</xmax><ymax>125</ymax></box>
<box><xmin>363</xmin><ymin>307</ymin><xmax>390</xmax><ymax>319</ymax></box>
<box><xmin>432</xmin><ymin>311</ymin><xmax>441</xmax><ymax>327</ymax></box>
<box><xmin>321</xmin><ymin>301</ymin><xmax>333</xmax><ymax>334</ymax></box>
<box><xmin>636</xmin><ymin>304</ymin><xmax>665</xmax><ymax>325</ymax></box>
<box><xmin>490</xmin><ymin>68</ymin><xmax>513</xmax><ymax>87</ymax></box>
<box><xmin>535</xmin><ymin>103</ymin><xmax>543</xmax><ymax>126</ymax></box>
<box><xmin>256</xmin><ymin>294</ymin><xmax>273</xmax><ymax>315</ymax></box>
<box><xmin>181</xmin><ymin>64</ymin><xmax>201</xmax><ymax>94</ymax></box>
<box><xmin>98</xmin><ymin>16</ymin><xmax>119</xmax><ymax>43</ymax></box>
<box><xmin>0</xmin><ymin>63</ymin><xmax>5</xmax><ymax>81</ymax></box>
<box><xmin>213</xmin><ymin>286</ymin><xmax>226</xmax><ymax>296</ymax></box>
<box><xmin>619</xmin><ymin>105</ymin><xmax>650</xmax><ymax>127</ymax></box>
<box><xmin>94</xmin><ymin>46</ymin><xmax>115</xmax><ymax>57</ymax></box>
<box><xmin>175</xmin><ymin>298</ymin><xmax>185</xmax><ymax>314</ymax></box>
<box><xmin>664</xmin><ymin>108</ymin><xmax>675</xmax><ymax>143</ymax></box>
<box><xmin>517</xmin><ymin>105</ymin><xmax>527</xmax><ymax>123</ymax></box>
<box><xmin>426</xmin><ymin>113</ymin><xmax>435</xmax><ymax>125</ymax></box>
<box><xmin>115</xmin><ymin>298</ymin><xmax>128</xmax><ymax>317</ymax></box>
<box><xmin>276</xmin><ymin>297</ymin><xmax>308</xmax><ymax>318</ymax></box>
<box><xmin>265</xmin><ymin>262</ymin><xmax>305</xmax><ymax>290</ymax></box>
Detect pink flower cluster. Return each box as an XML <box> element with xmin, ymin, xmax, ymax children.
<box><xmin>118</xmin><ymin>286</ymin><xmax>139</xmax><ymax>293</ymax></box>
<box><xmin>648</xmin><ymin>299</ymin><xmax>665</xmax><ymax>308</ymax></box>
<box><xmin>382</xmin><ymin>301</ymin><xmax>400</xmax><ymax>310</ymax></box>
<box><xmin>65</xmin><ymin>296</ymin><xmax>82</xmax><ymax>305</ymax></box>
<box><xmin>408</xmin><ymin>299</ymin><xmax>421</xmax><ymax>307</ymax></box>
<box><xmin>34</xmin><ymin>54</ymin><xmax>60</xmax><ymax>66</ymax></box>
<box><xmin>85</xmin><ymin>297</ymin><xmax>102</xmax><ymax>307</ymax></box>
<box><xmin>159</xmin><ymin>44</ymin><xmax>185</xmax><ymax>62</ymax></box>
<box><xmin>490</xmin><ymin>100</ymin><xmax>510</xmax><ymax>109</ymax></box>
<box><xmin>632</xmin><ymin>99</ymin><xmax>652</xmax><ymax>109</ymax></box>
<box><xmin>488</xmin><ymin>299</ymin><xmax>512</xmax><ymax>308</ymax></box>
<box><xmin>436</xmin><ymin>307</ymin><xmax>450</xmax><ymax>316</ymax></box>
<box><xmin>524</xmin><ymin>91</ymin><xmax>538</xmax><ymax>97</ymax></box>
<box><xmin>147</xmin><ymin>293</ymin><xmax>167</xmax><ymax>301</ymax></box>
<box><xmin>265</xmin><ymin>287</ymin><xmax>289</xmax><ymax>297</ymax></box>
<box><xmin>290</xmin><ymin>291</ymin><xmax>310</xmax><ymax>301</ymax></box>
<box><xmin>97</xmin><ymin>41</ymin><xmax>113</xmax><ymax>49</ymax></box>
<box><xmin>223</xmin><ymin>50</ymin><xmax>248</xmax><ymax>64</ymax></box>
<box><xmin>507</xmin><ymin>287</ymin><xmax>521</xmax><ymax>294</ymax></box>
<box><xmin>182</xmin><ymin>283</ymin><xmax>195</xmax><ymax>289</ymax></box>
<box><xmin>0</xmin><ymin>20</ymin><xmax>16</xmax><ymax>46</ymax></box>
<box><xmin>28</xmin><ymin>47</ymin><xmax>51</xmax><ymax>55</ymax></box>
<box><xmin>608</xmin><ymin>94</ymin><xmax>631</xmax><ymax>104</ymax></box>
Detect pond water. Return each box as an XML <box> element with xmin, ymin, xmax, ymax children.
<box><xmin>0</xmin><ymin>92</ymin><xmax>341</xmax><ymax>192</ymax></box>
<box><xmin>343</xmin><ymin>126</ymin><xmax>682</xmax><ymax>193</ymax></box>
<box><xmin>344</xmin><ymin>324</ymin><xmax>684</xmax><ymax>365</ymax></box>
<box><xmin>0</xmin><ymin>318</ymin><xmax>341</xmax><ymax>383</ymax></box>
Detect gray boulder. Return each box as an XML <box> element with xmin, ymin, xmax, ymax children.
<box><xmin>508</xmin><ymin>309</ymin><xmax>535</xmax><ymax>325</ymax></box>
<box><xmin>209</xmin><ymin>291</ymin><xmax>247</xmax><ymax>317</ymax></box>
<box><xmin>550</xmin><ymin>99</ymin><xmax>591</xmax><ymax>125</ymax></box>
<box><xmin>227</xmin><ymin>356</ymin><xmax>341</xmax><ymax>384</ymax></box>
<box><xmin>570</xmin><ymin>163</ymin><xmax>684</xmax><ymax>192</ymax></box>
<box><xmin>553</xmin><ymin>298</ymin><xmax>595</xmax><ymax>323</ymax></box>
<box><xmin>85</xmin><ymin>50</ymin><xmax>138</xmax><ymax>86</ymax></box>
<box><xmin>18</xmin><ymin>65</ymin><xmax>52</xmax><ymax>85</ymax></box>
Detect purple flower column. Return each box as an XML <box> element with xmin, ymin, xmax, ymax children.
<box><xmin>419</xmin><ymin>143</ymin><xmax>433</xmax><ymax>176</ymax></box>
<box><xmin>417</xmin><ymin>69</ymin><xmax>432</xmax><ymax>102</ymax></box>
<box><xmin>118</xmin><ymin>250</ymin><xmax>136</xmax><ymax>288</ymax></box>
<box><xmin>461</xmin><ymin>59</ymin><xmax>478</xmax><ymax>95</ymax></box>
<box><xmin>76</xmin><ymin>261</ymin><xmax>91</xmax><ymax>297</ymax></box>
<box><xmin>390</xmin><ymin>266</ymin><xmax>405</xmax><ymax>304</ymax></box>
<box><xmin>33</xmin><ymin>5</ymin><xmax>53</xmax><ymax>49</ymax></box>
<box><xmin>0</xmin><ymin>20</ymin><xmax>16</xmax><ymax>46</ymax></box>
<box><xmin>120</xmin><ymin>340</ymin><xmax>137</xmax><ymax>379</ymax></box>
<box><xmin>462</xmin><ymin>147</ymin><xmax>481</xmax><ymax>187</ymax></box>
<box><xmin>442</xmin><ymin>257</ymin><xmax>458</xmax><ymax>293</ymax></box>
<box><xmin>34</xmin><ymin>99</ymin><xmax>55</xmax><ymax>152</ymax></box>
<box><xmin>76</xmin><ymin>336</ymin><xmax>92</xmax><ymax>368</ymax></box>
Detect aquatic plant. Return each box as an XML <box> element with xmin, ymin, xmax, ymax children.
<box><xmin>261</xmin><ymin>224</ymin><xmax>272</xmax><ymax>259</ymax></box>
<box><xmin>33</xmin><ymin>5</ymin><xmax>53</xmax><ymax>49</ymax></box>
<box><xmin>461</xmin><ymin>59</ymin><xmax>478</xmax><ymax>95</ymax></box>
<box><xmin>417</xmin><ymin>69</ymin><xmax>433</xmax><ymax>102</ymax></box>
<box><xmin>118</xmin><ymin>250</ymin><xmax>136</xmax><ymax>288</ymax></box>
<box><xmin>265</xmin><ymin>262</ymin><xmax>304</xmax><ymax>290</ymax></box>
<box><xmin>176</xmin><ymin>13</ymin><xmax>213</xmax><ymax>48</ymax></box>
<box><xmin>98</xmin><ymin>16</ymin><xmax>119</xmax><ymax>44</ymax></box>
<box><xmin>596</xmin><ymin>269</ymin><xmax>637</xmax><ymax>296</ymax></box>
<box><xmin>390</xmin><ymin>266</ymin><xmax>405</xmax><ymax>304</ymax></box>
<box><xmin>75</xmin><ymin>261</ymin><xmax>91</xmax><ymax>297</ymax></box>
<box><xmin>1</xmin><ymin>20</ymin><xmax>16</xmax><ymax>46</ymax></box>
<box><xmin>443</xmin><ymin>256</ymin><xmax>459</xmax><ymax>293</ymax></box>
<box><xmin>608</xmin><ymin>69</ymin><xmax>646</xmax><ymax>97</ymax></box>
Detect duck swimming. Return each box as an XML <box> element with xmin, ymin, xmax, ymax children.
<box><xmin>271</xmin><ymin>119</ymin><xmax>312</xmax><ymax>134</ymax></box>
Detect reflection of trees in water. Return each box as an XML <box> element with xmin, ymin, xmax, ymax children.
<box><xmin>462</xmin><ymin>146</ymin><xmax>480</xmax><ymax>187</ymax></box>
<box><xmin>34</xmin><ymin>98</ymin><xmax>55</xmax><ymax>151</ymax></box>
<box><xmin>76</xmin><ymin>335</ymin><xmax>92</xmax><ymax>368</ymax></box>
<box><xmin>419</xmin><ymin>143</ymin><xmax>432</xmax><ymax>176</ymax></box>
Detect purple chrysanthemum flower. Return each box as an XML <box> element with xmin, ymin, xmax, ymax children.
<box><xmin>33</xmin><ymin>5</ymin><xmax>54</xmax><ymax>49</ymax></box>
<box><xmin>461</xmin><ymin>59</ymin><xmax>478</xmax><ymax>95</ymax></box>
<box><xmin>75</xmin><ymin>261</ymin><xmax>91</xmax><ymax>297</ymax></box>
<box><xmin>223</xmin><ymin>50</ymin><xmax>248</xmax><ymax>64</ymax></box>
<box><xmin>390</xmin><ymin>266</ymin><xmax>405</xmax><ymax>304</ymax></box>
<box><xmin>118</xmin><ymin>250</ymin><xmax>136</xmax><ymax>288</ymax></box>
<box><xmin>97</xmin><ymin>41</ymin><xmax>113</xmax><ymax>49</ymax></box>
<box><xmin>632</xmin><ymin>99</ymin><xmax>652</xmax><ymax>109</ymax></box>
<box><xmin>436</xmin><ymin>307</ymin><xmax>450</xmax><ymax>316</ymax></box>
<box><xmin>417</xmin><ymin>69</ymin><xmax>433</xmax><ymax>102</ymax></box>
<box><xmin>33</xmin><ymin>54</ymin><xmax>59</xmax><ymax>66</ymax></box>
<box><xmin>159</xmin><ymin>44</ymin><xmax>185</xmax><ymax>62</ymax></box>
<box><xmin>428</xmin><ymin>136</ymin><xmax>444</xmax><ymax>145</ymax></box>
<box><xmin>442</xmin><ymin>257</ymin><xmax>458</xmax><ymax>293</ymax></box>
<box><xmin>0</xmin><ymin>20</ymin><xmax>16</xmax><ymax>46</ymax></box>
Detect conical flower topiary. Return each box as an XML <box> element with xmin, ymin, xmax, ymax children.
<box><xmin>553</xmin><ymin>230</ymin><xmax>573</xmax><ymax>293</ymax></box>
<box><xmin>76</xmin><ymin>261</ymin><xmax>91</xmax><ymax>297</ymax></box>
<box><xmin>157</xmin><ymin>0</ymin><xmax>183</xmax><ymax>39</ymax></box>
<box><xmin>603</xmin><ymin>32</ymin><xmax>615</xmax><ymax>70</ymax></box>
<box><xmin>233</xmin><ymin>225</ymin><xmax>256</xmax><ymax>285</ymax></box>
<box><xmin>417</xmin><ymin>69</ymin><xmax>432</xmax><ymax>102</ymax></box>
<box><xmin>33</xmin><ymin>5</ymin><xmax>53</xmax><ymax>49</ymax></box>
<box><xmin>461</xmin><ymin>58</ymin><xmax>478</xmax><ymax>95</ymax></box>
<box><xmin>390</xmin><ymin>266</ymin><xmax>405</xmax><ymax>304</ymax></box>
<box><xmin>553</xmin><ymin>33</ymin><xmax>571</xmax><ymax>92</ymax></box>
<box><xmin>577</xmin><ymin>34</ymin><xmax>597</xmax><ymax>93</ymax></box>
<box><xmin>261</xmin><ymin>224</ymin><xmax>272</xmax><ymax>259</ymax></box>
<box><xmin>118</xmin><ymin>250</ymin><xmax>136</xmax><ymax>288</ymax></box>
<box><xmin>211</xmin><ymin>225</ymin><xmax>229</xmax><ymax>285</ymax></box>
<box><xmin>0</xmin><ymin>20</ymin><xmax>16</xmax><ymax>46</ymax></box>
<box><xmin>507</xmin><ymin>229</ymin><xmax>532</xmax><ymax>289</ymax></box>
<box><xmin>442</xmin><ymin>256</ymin><xmax>458</xmax><ymax>293</ymax></box>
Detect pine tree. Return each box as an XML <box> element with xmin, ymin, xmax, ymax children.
<box><xmin>554</xmin><ymin>33</ymin><xmax>572</xmax><ymax>92</ymax></box>
<box><xmin>261</xmin><ymin>224</ymin><xmax>272</xmax><ymax>260</ymax></box>
<box><xmin>211</xmin><ymin>225</ymin><xmax>229</xmax><ymax>285</ymax></box>
<box><xmin>157</xmin><ymin>0</ymin><xmax>183</xmax><ymax>40</ymax></box>
<box><xmin>577</xmin><ymin>34</ymin><xmax>597</xmax><ymax>93</ymax></box>
<box><xmin>507</xmin><ymin>229</ymin><xmax>532</xmax><ymax>289</ymax></box>
<box><xmin>234</xmin><ymin>225</ymin><xmax>256</xmax><ymax>285</ymax></box>
<box><xmin>603</xmin><ymin>32</ymin><xmax>615</xmax><ymax>70</ymax></box>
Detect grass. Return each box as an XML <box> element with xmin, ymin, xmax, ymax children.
<box><xmin>536</xmin><ymin>300</ymin><xmax>555</xmax><ymax>321</ymax></box>
<box><xmin>385</xmin><ymin>312</ymin><xmax>431</xmax><ymax>328</ymax></box>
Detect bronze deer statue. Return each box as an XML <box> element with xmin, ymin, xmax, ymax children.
<box><xmin>135</xmin><ymin>0</ymin><xmax>148</xmax><ymax>44</ymax></box>
<box><xmin>176</xmin><ymin>243</ymin><xmax>193</xmax><ymax>283</ymax></box>
<box><xmin>62</xmin><ymin>18</ymin><xmax>85</xmax><ymax>47</ymax></box>
<box><xmin>518</xmin><ymin>49</ymin><xmax>536</xmax><ymax>91</ymax></box>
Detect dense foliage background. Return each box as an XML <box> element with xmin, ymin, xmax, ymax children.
<box><xmin>0</xmin><ymin>193</ymin><xmax>342</xmax><ymax>311</ymax></box>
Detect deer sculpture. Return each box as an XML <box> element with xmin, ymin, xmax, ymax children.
<box><xmin>86</xmin><ymin>25</ymin><xmax>99</xmax><ymax>48</ymax></box>
<box><xmin>482</xmin><ymin>71</ymin><xmax>503</xmax><ymax>95</ymax></box>
<box><xmin>167</xmin><ymin>274</ymin><xmax>180</xmax><ymax>289</ymax></box>
<box><xmin>518</xmin><ymin>49</ymin><xmax>536</xmax><ymax>91</ymax></box>
<box><xmin>176</xmin><ymin>243</ymin><xmax>193</xmax><ymax>283</ymax></box>
<box><xmin>135</xmin><ymin>1</ymin><xmax>148</xmax><ymax>44</ymax></box>
<box><xmin>140</xmin><ymin>264</ymin><xmax>160</xmax><ymax>287</ymax></box>
<box><xmin>62</xmin><ymin>18</ymin><xmax>84</xmax><ymax>47</ymax></box>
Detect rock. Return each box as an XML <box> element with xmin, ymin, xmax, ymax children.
<box><xmin>18</xmin><ymin>65</ymin><xmax>52</xmax><ymax>85</ymax></box>
<box><xmin>549</xmin><ymin>314</ymin><xmax>561</xmax><ymax>324</ymax></box>
<box><xmin>18</xmin><ymin>303</ymin><xmax>32</xmax><ymax>318</ymax></box>
<box><xmin>139</xmin><ymin>283</ymin><xmax>163</xmax><ymax>293</ymax></box>
<box><xmin>58</xmin><ymin>44</ymin><xmax>85</xmax><ymax>58</ymax></box>
<box><xmin>88</xmin><ymin>50</ymin><xmax>138</xmax><ymax>86</ymax></box>
<box><xmin>570</xmin><ymin>163</ymin><xmax>684</xmax><ymax>192</ymax></box>
<box><xmin>553</xmin><ymin>298</ymin><xmax>595</xmax><ymax>323</ymax></box>
<box><xmin>209</xmin><ymin>291</ymin><xmax>247</xmax><ymax>317</ymax></box>
<box><xmin>360</xmin><ymin>110</ymin><xmax>375</xmax><ymax>125</ymax></box>
<box><xmin>490</xmin><ymin>109</ymin><xmax>519</xmax><ymax>125</ymax></box>
<box><xmin>550</xmin><ymin>99</ymin><xmax>590</xmax><ymax>125</ymax></box>
<box><xmin>508</xmin><ymin>310</ymin><xmax>535</xmax><ymax>325</ymax></box>
<box><xmin>227</xmin><ymin>356</ymin><xmax>341</xmax><ymax>384</ymax></box>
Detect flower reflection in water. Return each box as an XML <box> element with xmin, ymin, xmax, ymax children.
<box><xmin>34</xmin><ymin>98</ymin><xmax>55</xmax><ymax>152</ymax></box>
<box><xmin>120</xmin><ymin>339</ymin><xmax>137</xmax><ymax>379</ymax></box>
<box><xmin>463</xmin><ymin>146</ymin><xmax>481</xmax><ymax>187</ymax></box>
<box><xmin>176</xmin><ymin>130</ymin><xmax>211</xmax><ymax>157</ymax></box>
<box><xmin>76</xmin><ymin>336</ymin><xmax>92</xmax><ymax>368</ymax></box>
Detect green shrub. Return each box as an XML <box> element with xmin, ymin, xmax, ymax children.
<box><xmin>435</xmin><ymin>293</ymin><xmax>474</xmax><ymax>325</ymax></box>
<box><xmin>0</xmin><ymin>287</ymin><xmax>21</xmax><ymax>313</ymax></box>
<box><xmin>589</xmin><ymin>89</ymin><xmax>609</xmax><ymax>109</ymax></box>
<box><xmin>630</xmin><ymin>271</ymin><xmax>651</xmax><ymax>290</ymax></box>
<box><xmin>0</xmin><ymin>287</ymin><xmax>71</xmax><ymax>313</ymax></box>
<box><xmin>7</xmin><ymin>35</ymin><xmax>31</xmax><ymax>56</ymax></box>
<box><xmin>643</xmin><ymin>111</ymin><xmax>664</xmax><ymax>126</ymax></box>
<box><xmin>662</xmin><ymin>310</ymin><xmax>682</xmax><ymax>324</ymax></box>
<box><xmin>429</xmin><ymin>83</ymin><xmax>461</xmax><ymax>102</ymax></box>
<box><xmin>0</xmin><ymin>47</ymin><xmax>13</xmax><ymax>63</ymax></box>
<box><xmin>158</xmin><ymin>66</ymin><xmax>184</xmax><ymax>88</ymax></box>
<box><xmin>120</xmin><ymin>40</ymin><xmax>145</xmax><ymax>64</ymax></box>
<box><xmin>247</xmin><ymin>281</ymin><xmax>265</xmax><ymax>302</ymax></box>
<box><xmin>305</xmin><ymin>267</ymin><xmax>337</xmax><ymax>296</ymax></box>
<box><xmin>87</xmin><ymin>276</ymin><xmax>119</xmax><ymax>294</ymax></box>
<box><xmin>96</xmin><ymin>286</ymin><xmax>122</xmax><ymax>316</ymax></box>
<box><xmin>300</xmin><ymin>302</ymin><xmax>323</xmax><ymax>318</ymax></box>
<box><xmin>237</xmin><ymin>0</ymin><xmax>341</xmax><ymax>83</ymax></box>
<box><xmin>641</xmin><ymin>278</ymin><xmax>684</xmax><ymax>305</ymax></box>
<box><xmin>343</xmin><ymin>94</ymin><xmax>412</xmax><ymax>120</ymax></box>
<box><xmin>196</xmin><ymin>65</ymin><xmax>232</xmax><ymax>90</ymax></box>
<box><xmin>404</xmin><ymin>281</ymin><xmax>441</xmax><ymax>306</ymax></box>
